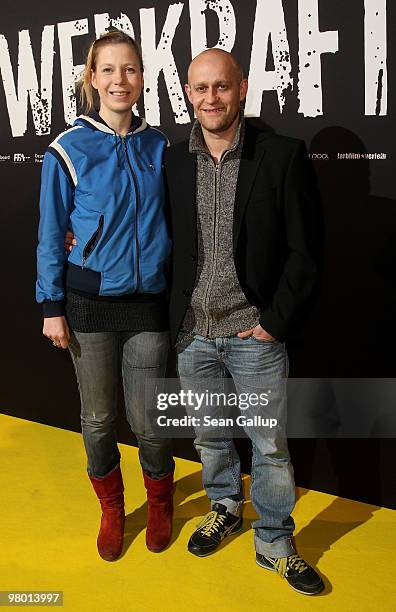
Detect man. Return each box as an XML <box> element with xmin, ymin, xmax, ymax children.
<box><xmin>165</xmin><ymin>48</ymin><xmax>323</xmax><ymax>595</ymax></box>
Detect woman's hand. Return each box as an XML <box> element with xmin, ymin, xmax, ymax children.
<box><xmin>43</xmin><ymin>316</ymin><xmax>70</xmax><ymax>349</ymax></box>
<box><xmin>65</xmin><ymin>230</ymin><xmax>76</xmax><ymax>253</ymax></box>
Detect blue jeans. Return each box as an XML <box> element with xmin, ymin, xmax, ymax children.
<box><xmin>177</xmin><ymin>335</ymin><xmax>295</xmax><ymax>557</ymax></box>
<box><xmin>69</xmin><ymin>330</ymin><xmax>174</xmax><ymax>479</ymax></box>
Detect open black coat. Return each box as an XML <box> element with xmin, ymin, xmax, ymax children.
<box><xmin>164</xmin><ymin>119</ymin><xmax>322</xmax><ymax>347</ymax></box>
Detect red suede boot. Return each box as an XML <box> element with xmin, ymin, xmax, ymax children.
<box><xmin>143</xmin><ymin>471</ymin><xmax>174</xmax><ymax>552</ymax></box>
<box><xmin>89</xmin><ymin>466</ymin><xmax>125</xmax><ymax>561</ymax></box>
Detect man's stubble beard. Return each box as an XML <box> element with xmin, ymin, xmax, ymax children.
<box><xmin>200</xmin><ymin>107</ymin><xmax>241</xmax><ymax>136</ymax></box>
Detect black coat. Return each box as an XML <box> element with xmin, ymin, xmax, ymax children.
<box><xmin>164</xmin><ymin>119</ymin><xmax>322</xmax><ymax>347</ymax></box>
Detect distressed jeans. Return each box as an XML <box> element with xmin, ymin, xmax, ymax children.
<box><xmin>69</xmin><ymin>330</ymin><xmax>174</xmax><ymax>479</ymax></box>
<box><xmin>177</xmin><ymin>335</ymin><xmax>295</xmax><ymax>558</ymax></box>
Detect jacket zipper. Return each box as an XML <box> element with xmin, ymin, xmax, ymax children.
<box><xmin>82</xmin><ymin>214</ymin><xmax>104</xmax><ymax>269</ymax></box>
<box><xmin>202</xmin><ymin>161</ymin><xmax>220</xmax><ymax>336</ymax></box>
<box><xmin>122</xmin><ymin>136</ymin><xmax>140</xmax><ymax>291</ymax></box>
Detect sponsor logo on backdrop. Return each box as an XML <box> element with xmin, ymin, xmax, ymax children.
<box><xmin>308</xmin><ymin>153</ymin><xmax>329</xmax><ymax>160</ymax></box>
<box><xmin>308</xmin><ymin>152</ymin><xmax>388</xmax><ymax>161</ymax></box>
<box><xmin>337</xmin><ymin>152</ymin><xmax>387</xmax><ymax>160</ymax></box>
<box><xmin>13</xmin><ymin>153</ymin><xmax>31</xmax><ymax>163</ymax></box>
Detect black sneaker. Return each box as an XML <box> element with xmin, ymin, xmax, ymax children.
<box><xmin>188</xmin><ymin>503</ymin><xmax>243</xmax><ymax>557</ymax></box>
<box><xmin>256</xmin><ymin>551</ymin><xmax>324</xmax><ymax>595</ymax></box>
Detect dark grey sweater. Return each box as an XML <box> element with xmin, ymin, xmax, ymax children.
<box><xmin>180</xmin><ymin>118</ymin><xmax>259</xmax><ymax>340</ymax></box>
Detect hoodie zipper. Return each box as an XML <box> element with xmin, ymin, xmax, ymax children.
<box><xmin>82</xmin><ymin>215</ymin><xmax>104</xmax><ymax>269</ymax></box>
<box><xmin>121</xmin><ymin>135</ymin><xmax>140</xmax><ymax>291</ymax></box>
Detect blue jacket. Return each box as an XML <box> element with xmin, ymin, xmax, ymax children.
<box><xmin>36</xmin><ymin>112</ymin><xmax>171</xmax><ymax>317</ymax></box>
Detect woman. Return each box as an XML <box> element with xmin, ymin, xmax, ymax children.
<box><xmin>36</xmin><ymin>30</ymin><xmax>174</xmax><ymax>560</ymax></box>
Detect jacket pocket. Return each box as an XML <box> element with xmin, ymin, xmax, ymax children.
<box><xmin>82</xmin><ymin>214</ymin><xmax>104</xmax><ymax>268</ymax></box>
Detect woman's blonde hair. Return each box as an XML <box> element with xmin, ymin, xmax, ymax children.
<box><xmin>80</xmin><ymin>30</ymin><xmax>144</xmax><ymax>113</ymax></box>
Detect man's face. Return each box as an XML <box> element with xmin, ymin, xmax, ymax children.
<box><xmin>185</xmin><ymin>51</ymin><xmax>248</xmax><ymax>135</ymax></box>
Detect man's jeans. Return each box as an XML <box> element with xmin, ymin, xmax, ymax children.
<box><xmin>69</xmin><ymin>330</ymin><xmax>174</xmax><ymax>479</ymax></box>
<box><xmin>177</xmin><ymin>335</ymin><xmax>295</xmax><ymax>558</ymax></box>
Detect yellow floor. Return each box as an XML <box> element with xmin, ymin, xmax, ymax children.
<box><xmin>0</xmin><ymin>414</ymin><xmax>394</xmax><ymax>611</ymax></box>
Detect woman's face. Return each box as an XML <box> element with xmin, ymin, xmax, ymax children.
<box><xmin>91</xmin><ymin>43</ymin><xmax>143</xmax><ymax>116</ymax></box>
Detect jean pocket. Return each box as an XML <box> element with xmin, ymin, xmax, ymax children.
<box><xmin>251</xmin><ymin>334</ymin><xmax>277</xmax><ymax>344</ymax></box>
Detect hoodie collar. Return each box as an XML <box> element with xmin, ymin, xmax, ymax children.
<box><xmin>76</xmin><ymin>109</ymin><xmax>147</xmax><ymax>135</ymax></box>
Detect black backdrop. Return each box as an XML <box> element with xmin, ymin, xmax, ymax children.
<box><xmin>1</xmin><ymin>0</ymin><xmax>395</xmax><ymax>508</ymax></box>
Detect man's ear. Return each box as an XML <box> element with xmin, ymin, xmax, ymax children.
<box><xmin>185</xmin><ymin>83</ymin><xmax>193</xmax><ymax>103</ymax></box>
<box><xmin>239</xmin><ymin>78</ymin><xmax>248</xmax><ymax>102</ymax></box>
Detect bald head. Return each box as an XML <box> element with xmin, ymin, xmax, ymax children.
<box><xmin>188</xmin><ymin>48</ymin><xmax>244</xmax><ymax>84</ymax></box>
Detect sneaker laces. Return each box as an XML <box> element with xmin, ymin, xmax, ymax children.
<box><xmin>274</xmin><ymin>554</ymin><xmax>308</xmax><ymax>579</ymax></box>
<box><xmin>196</xmin><ymin>510</ymin><xmax>226</xmax><ymax>537</ymax></box>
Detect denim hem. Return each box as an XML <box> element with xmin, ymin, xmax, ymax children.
<box><xmin>211</xmin><ymin>497</ymin><xmax>244</xmax><ymax>517</ymax></box>
<box><xmin>254</xmin><ymin>534</ymin><xmax>295</xmax><ymax>558</ymax></box>
<box><xmin>142</xmin><ymin>460</ymin><xmax>175</xmax><ymax>480</ymax></box>
<box><xmin>88</xmin><ymin>462</ymin><xmax>120</xmax><ymax>480</ymax></box>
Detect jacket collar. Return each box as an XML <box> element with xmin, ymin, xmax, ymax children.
<box><xmin>76</xmin><ymin>109</ymin><xmax>147</xmax><ymax>135</ymax></box>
